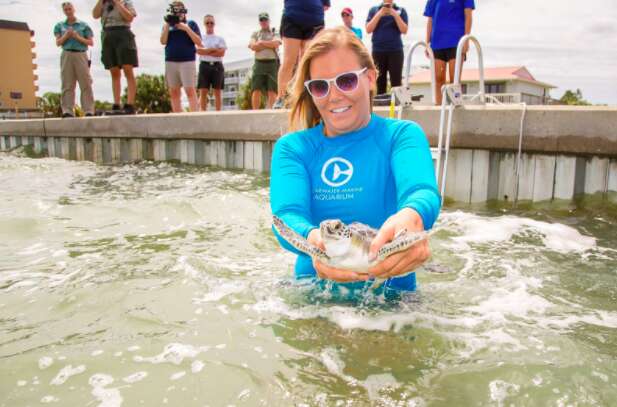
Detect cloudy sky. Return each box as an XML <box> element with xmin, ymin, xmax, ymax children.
<box><xmin>4</xmin><ymin>0</ymin><xmax>617</xmax><ymax>104</ymax></box>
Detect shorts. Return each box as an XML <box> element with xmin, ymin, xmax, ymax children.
<box><xmin>197</xmin><ymin>61</ymin><xmax>224</xmax><ymax>90</ymax></box>
<box><xmin>101</xmin><ymin>27</ymin><xmax>138</xmax><ymax>69</ymax></box>
<box><xmin>280</xmin><ymin>14</ymin><xmax>324</xmax><ymax>40</ymax></box>
<box><xmin>251</xmin><ymin>59</ymin><xmax>278</xmax><ymax>92</ymax></box>
<box><xmin>432</xmin><ymin>47</ymin><xmax>467</xmax><ymax>62</ymax></box>
<box><xmin>165</xmin><ymin>60</ymin><xmax>196</xmax><ymax>88</ymax></box>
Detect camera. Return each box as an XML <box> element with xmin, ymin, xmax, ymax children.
<box><xmin>103</xmin><ymin>0</ymin><xmax>114</xmax><ymax>13</ymax></box>
<box><xmin>164</xmin><ymin>3</ymin><xmax>187</xmax><ymax>26</ymax></box>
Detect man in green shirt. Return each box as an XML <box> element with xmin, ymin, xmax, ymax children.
<box><xmin>54</xmin><ymin>2</ymin><xmax>95</xmax><ymax>118</ymax></box>
<box><xmin>248</xmin><ymin>12</ymin><xmax>281</xmax><ymax>109</ymax></box>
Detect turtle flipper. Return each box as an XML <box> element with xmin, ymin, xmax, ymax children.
<box><xmin>376</xmin><ymin>230</ymin><xmax>428</xmax><ymax>262</ymax></box>
<box><xmin>272</xmin><ymin>216</ymin><xmax>330</xmax><ymax>263</ymax></box>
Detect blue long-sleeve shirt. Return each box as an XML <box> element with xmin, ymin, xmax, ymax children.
<box><xmin>270</xmin><ymin>114</ymin><xmax>441</xmax><ymax>291</ymax></box>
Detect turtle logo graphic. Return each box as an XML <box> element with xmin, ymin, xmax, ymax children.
<box><xmin>321</xmin><ymin>157</ymin><xmax>354</xmax><ymax>187</ymax></box>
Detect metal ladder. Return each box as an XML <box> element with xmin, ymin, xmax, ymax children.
<box><xmin>392</xmin><ymin>35</ymin><xmax>487</xmax><ymax>201</ymax></box>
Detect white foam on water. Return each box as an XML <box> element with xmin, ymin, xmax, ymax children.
<box><xmin>170</xmin><ymin>371</ymin><xmax>186</xmax><ymax>381</ymax></box>
<box><xmin>123</xmin><ymin>371</ymin><xmax>148</xmax><ymax>384</ymax></box>
<box><xmin>127</xmin><ymin>345</ymin><xmax>140</xmax><ymax>352</ymax></box>
<box><xmin>17</xmin><ymin>380</ymin><xmax>27</xmax><ymax>386</ymax></box>
<box><xmin>191</xmin><ymin>360</ymin><xmax>204</xmax><ymax>373</ymax></box>
<box><xmin>592</xmin><ymin>371</ymin><xmax>609</xmax><ymax>383</ymax></box>
<box><xmin>319</xmin><ymin>348</ymin><xmax>357</xmax><ymax>386</ymax></box>
<box><xmin>441</xmin><ymin>211</ymin><xmax>596</xmax><ymax>253</ymax></box>
<box><xmin>133</xmin><ymin>343</ymin><xmax>209</xmax><ymax>365</ymax></box>
<box><xmin>17</xmin><ymin>243</ymin><xmax>47</xmax><ymax>256</ymax></box>
<box><xmin>532</xmin><ymin>374</ymin><xmax>543</xmax><ymax>386</ymax></box>
<box><xmin>489</xmin><ymin>380</ymin><xmax>520</xmax><ymax>407</ymax></box>
<box><xmin>38</xmin><ymin>356</ymin><xmax>54</xmax><ymax>370</ymax></box>
<box><xmin>193</xmin><ymin>281</ymin><xmax>246</xmax><ymax>303</ymax></box>
<box><xmin>466</xmin><ymin>283</ymin><xmax>553</xmax><ymax>322</ymax></box>
<box><xmin>50</xmin><ymin>364</ymin><xmax>86</xmax><ymax>385</ymax></box>
<box><xmin>237</xmin><ymin>389</ymin><xmax>251</xmax><ymax>400</ymax></box>
<box><xmin>89</xmin><ymin>374</ymin><xmax>123</xmax><ymax>407</ymax></box>
<box><xmin>40</xmin><ymin>395</ymin><xmax>59</xmax><ymax>403</ymax></box>
<box><xmin>91</xmin><ymin>350</ymin><xmax>104</xmax><ymax>357</ymax></box>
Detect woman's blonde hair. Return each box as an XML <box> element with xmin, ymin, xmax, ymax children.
<box><xmin>287</xmin><ymin>26</ymin><xmax>377</xmax><ymax>132</ymax></box>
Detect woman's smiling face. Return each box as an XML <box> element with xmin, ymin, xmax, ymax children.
<box><xmin>308</xmin><ymin>47</ymin><xmax>376</xmax><ymax>137</ymax></box>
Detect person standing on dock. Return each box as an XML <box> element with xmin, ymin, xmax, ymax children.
<box><xmin>196</xmin><ymin>15</ymin><xmax>226</xmax><ymax>111</ymax></box>
<box><xmin>273</xmin><ymin>0</ymin><xmax>330</xmax><ymax>109</ymax></box>
<box><xmin>424</xmin><ymin>0</ymin><xmax>475</xmax><ymax>105</ymax></box>
<box><xmin>160</xmin><ymin>1</ymin><xmax>202</xmax><ymax>113</ymax></box>
<box><xmin>365</xmin><ymin>0</ymin><xmax>409</xmax><ymax>97</ymax></box>
<box><xmin>54</xmin><ymin>2</ymin><xmax>95</xmax><ymax>118</ymax></box>
<box><xmin>341</xmin><ymin>7</ymin><xmax>362</xmax><ymax>40</ymax></box>
<box><xmin>92</xmin><ymin>0</ymin><xmax>139</xmax><ymax>115</ymax></box>
<box><xmin>248</xmin><ymin>12</ymin><xmax>281</xmax><ymax>109</ymax></box>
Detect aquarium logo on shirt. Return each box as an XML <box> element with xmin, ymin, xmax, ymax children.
<box><xmin>321</xmin><ymin>157</ymin><xmax>354</xmax><ymax>187</ymax></box>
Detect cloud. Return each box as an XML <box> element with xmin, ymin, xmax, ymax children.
<box><xmin>4</xmin><ymin>0</ymin><xmax>617</xmax><ymax>104</ymax></box>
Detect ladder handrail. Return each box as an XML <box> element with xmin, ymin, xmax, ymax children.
<box><xmin>453</xmin><ymin>35</ymin><xmax>485</xmax><ymax>103</ymax></box>
<box><xmin>403</xmin><ymin>41</ymin><xmax>437</xmax><ymax>105</ymax></box>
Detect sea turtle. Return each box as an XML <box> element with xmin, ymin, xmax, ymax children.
<box><xmin>272</xmin><ymin>216</ymin><xmax>430</xmax><ymax>278</ymax></box>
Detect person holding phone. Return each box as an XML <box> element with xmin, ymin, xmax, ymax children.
<box><xmin>365</xmin><ymin>0</ymin><xmax>408</xmax><ymax>96</ymax></box>
<box><xmin>54</xmin><ymin>2</ymin><xmax>95</xmax><ymax>118</ymax></box>
<box><xmin>424</xmin><ymin>0</ymin><xmax>475</xmax><ymax>105</ymax></box>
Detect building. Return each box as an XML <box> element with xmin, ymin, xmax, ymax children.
<box><xmin>0</xmin><ymin>20</ymin><xmax>39</xmax><ymax>119</ymax></box>
<box><xmin>222</xmin><ymin>58</ymin><xmax>253</xmax><ymax>110</ymax></box>
<box><xmin>408</xmin><ymin>66</ymin><xmax>556</xmax><ymax>105</ymax></box>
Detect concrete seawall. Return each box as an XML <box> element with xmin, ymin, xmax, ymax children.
<box><xmin>1</xmin><ymin>106</ymin><xmax>616</xmax><ymax>204</ymax></box>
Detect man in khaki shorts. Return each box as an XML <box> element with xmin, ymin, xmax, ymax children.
<box><xmin>248</xmin><ymin>12</ymin><xmax>281</xmax><ymax>109</ymax></box>
<box><xmin>54</xmin><ymin>2</ymin><xmax>95</xmax><ymax>118</ymax></box>
<box><xmin>160</xmin><ymin>1</ymin><xmax>202</xmax><ymax>112</ymax></box>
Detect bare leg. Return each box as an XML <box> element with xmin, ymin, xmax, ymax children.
<box><xmin>277</xmin><ymin>37</ymin><xmax>302</xmax><ymax>99</ymax></box>
<box><xmin>251</xmin><ymin>90</ymin><xmax>262</xmax><ymax>110</ymax></box>
<box><xmin>185</xmin><ymin>87</ymin><xmax>199</xmax><ymax>112</ymax></box>
<box><xmin>199</xmin><ymin>88</ymin><xmax>209</xmax><ymax>111</ymax></box>
<box><xmin>213</xmin><ymin>88</ymin><xmax>222</xmax><ymax>111</ymax></box>
<box><xmin>266</xmin><ymin>91</ymin><xmax>276</xmax><ymax>109</ymax></box>
<box><xmin>169</xmin><ymin>86</ymin><xmax>182</xmax><ymax>113</ymax></box>
<box><xmin>110</xmin><ymin>67</ymin><xmax>122</xmax><ymax>105</ymax></box>
<box><xmin>122</xmin><ymin>65</ymin><xmax>136</xmax><ymax>105</ymax></box>
<box><xmin>434</xmin><ymin>59</ymin><xmax>447</xmax><ymax>105</ymax></box>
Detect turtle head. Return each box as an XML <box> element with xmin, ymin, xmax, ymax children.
<box><xmin>319</xmin><ymin>219</ymin><xmax>351</xmax><ymax>257</ymax></box>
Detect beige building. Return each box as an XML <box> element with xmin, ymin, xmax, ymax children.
<box><xmin>409</xmin><ymin>66</ymin><xmax>556</xmax><ymax>105</ymax></box>
<box><xmin>0</xmin><ymin>20</ymin><xmax>39</xmax><ymax>118</ymax></box>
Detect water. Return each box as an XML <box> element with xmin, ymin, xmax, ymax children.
<box><xmin>1</xmin><ymin>154</ymin><xmax>616</xmax><ymax>406</ymax></box>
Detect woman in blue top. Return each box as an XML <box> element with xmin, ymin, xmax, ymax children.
<box><xmin>270</xmin><ymin>27</ymin><xmax>440</xmax><ymax>293</ymax></box>
<box><xmin>424</xmin><ymin>0</ymin><xmax>475</xmax><ymax>105</ymax></box>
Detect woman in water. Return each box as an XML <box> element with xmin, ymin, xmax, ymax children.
<box><xmin>270</xmin><ymin>27</ymin><xmax>440</xmax><ymax>295</ymax></box>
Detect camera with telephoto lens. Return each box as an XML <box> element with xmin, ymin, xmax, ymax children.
<box><xmin>164</xmin><ymin>3</ymin><xmax>187</xmax><ymax>26</ymax></box>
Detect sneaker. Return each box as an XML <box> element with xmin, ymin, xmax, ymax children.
<box><xmin>111</xmin><ymin>104</ymin><xmax>121</xmax><ymax>111</ymax></box>
<box><xmin>123</xmin><ymin>104</ymin><xmax>136</xmax><ymax>115</ymax></box>
<box><xmin>272</xmin><ymin>97</ymin><xmax>285</xmax><ymax>109</ymax></box>
<box><xmin>62</xmin><ymin>113</ymin><xmax>74</xmax><ymax>118</ymax></box>
<box><xmin>85</xmin><ymin>113</ymin><xmax>94</xmax><ymax>117</ymax></box>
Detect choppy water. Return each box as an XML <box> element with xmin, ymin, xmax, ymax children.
<box><xmin>1</xmin><ymin>154</ymin><xmax>616</xmax><ymax>407</ymax></box>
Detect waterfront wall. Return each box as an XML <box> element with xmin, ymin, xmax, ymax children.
<box><xmin>1</xmin><ymin>106</ymin><xmax>616</xmax><ymax>204</ymax></box>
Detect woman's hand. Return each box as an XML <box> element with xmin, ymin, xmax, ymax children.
<box><xmin>308</xmin><ymin>229</ymin><xmax>369</xmax><ymax>283</ymax></box>
<box><xmin>368</xmin><ymin>208</ymin><xmax>430</xmax><ymax>279</ymax></box>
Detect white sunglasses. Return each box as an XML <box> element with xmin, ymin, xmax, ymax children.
<box><xmin>304</xmin><ymin>67</ymin><xmax>368</xmax><ymax>99</ymax></box>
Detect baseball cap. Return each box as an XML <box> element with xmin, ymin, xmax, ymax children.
<box><xmin>341</xmin><ymin>7</ymin><xmax>353</xmax><ymax>16</ymax></box>
<box><xmin>258</xmin><ymin>12</ymin><xmax>269</xmax><ymax>20</ymax></box>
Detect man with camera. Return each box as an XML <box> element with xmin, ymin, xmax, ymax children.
<box><xmin>248</xmin><ymin>12</ymin><xmax>281</xmax><ymax>110</ymax></box>
<box><xmin>92</xmin><ymin>0</ymin><xmax>138</xmax><ymax>115</ymax></box>
<box><xmin>366</xmin><ymin>1</ymin><xmax>409</xmax><ymax>96</ymax></box>
<box><xmin>196</xmin><ymin>15</ymin><xmax>226</xmax><ymax>111</ymax></box>
<box><xmin>54</xmin><ymin>2</ymin><xmax>95</xmax><ymax>118</ymax></box>
<box><xmin>160</xmin><ymin>1</ymin><xmax>202</xmax><ymax>113</ymax></box>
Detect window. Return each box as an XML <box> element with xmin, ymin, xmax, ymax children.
<box><xmin>485</xmin><ymin>82</ymin><xmax>506</xmax><ymax>94</ymax></box>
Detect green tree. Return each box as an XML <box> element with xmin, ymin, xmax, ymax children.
<box><xmin>559</xmin><ymin>89</ymin><xmax>591</xmax><ymax>106</ymax></box>
<box><xmin>122</xmin><ymin>74</ymin><xmax>171</xmax><ymax>113</ymax></box>
<box><xmin>38</xmin><ymin>92</ymin><xmax>62</xmax><ymax>117</ymax></box>
<box><xmin>95</xmin><ymin>100</ymin><xmax>114</xmax><ymax>113</ymax></box>
<box><xmin>235</xmin><ymin>75</ymin><xmax>266</xmax><ymax>110</ymax></box>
